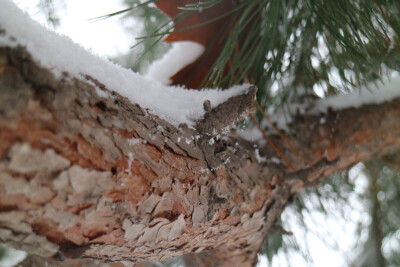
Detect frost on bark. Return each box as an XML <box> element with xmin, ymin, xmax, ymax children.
<box><xmin>1</xmin><ymin>45</ymin><xmax>400</xmax><ymax>267</ymax></box>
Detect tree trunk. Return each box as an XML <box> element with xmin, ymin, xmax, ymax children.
<box><xmin>1</xmin><ymin>46</ymin><xmax>400</xmax><ymax>267</ymax></box>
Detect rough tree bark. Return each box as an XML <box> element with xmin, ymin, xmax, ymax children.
<box><xmin>1</xmin><ymin>44</ymin><xmax>400</xmax><ymax>267</ymax></box>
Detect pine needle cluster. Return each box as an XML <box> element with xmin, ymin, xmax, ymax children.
<box><xmin>104</xmin><ymin>0</ymin><xmax>400</xmax><ymax>117</ymax></box>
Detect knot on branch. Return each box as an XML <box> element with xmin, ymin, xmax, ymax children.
<box><xmin>195</xmin><ymin>86</ymin><xmax>257</xmax><ymax>136</ymax></box>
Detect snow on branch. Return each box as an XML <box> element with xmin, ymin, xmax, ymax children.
<box><xmin>312</xmin><ymin>76</ymin><xmax>400</xmax><ymax>113</ymax></box>
<box><xmin>0</xmin><ymin>0</ymin><xmax>251</xmax><ymax>128</ymax></box>
<box><xmin>146</xmin><ymin>41</ymin><xmax>205</xmax><ymax>85</ymax></box>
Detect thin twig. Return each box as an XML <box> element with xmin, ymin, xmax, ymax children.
<box><xmin>255</xmin><ymin>101</ymin><xmax>322</xmax><ymax>176</ymax></box>
<box><xmin>249</xmin><ymin>114</ymin><xmax>296</xmax><ymax>171</ymax></box>
<box><xmin>271</xmin><ymin>225</ymin><xmax>293</xmax><ymax>236</ymax></box>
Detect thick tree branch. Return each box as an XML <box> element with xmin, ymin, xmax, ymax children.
<box><xmin>1</xmin><ymin>45</ymin><xmax>400</xmax><ymax>267</ymax></box>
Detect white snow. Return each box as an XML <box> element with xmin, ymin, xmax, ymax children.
<box><xmin>239</xmin><ymin>76</ymin><xmax>400</xmax><ymax>143</ymax></box>
<box><xmin>254</xmin><ymin>149</ymin><xmax>267</xmax><ymax>163</ymax></box>
<box><xmin>223</xmin><ymin>157</ymin><xmax>231</xmax><ymax>165</ymax></box>
<box><xmin>14</xmin><ymin>0</ymin><xmax>131</xmax><ymax>57</ymax></box>
<box><xmin>127</xmin><ymin>138</ymin><xmax>146</xmax><ymax>146</ymax></box>
<box><xmin>0</xmin><ymin>0</ymin><xmax>249</xmax><ymax>127</ymax></box>
<box><xmin>146</xmin><ymin>41</ymin><xmax>205</xmax><ymax>85</ymax></box>
<box><xmin>238</xmin><ymin>126</ymin><xmax>264</xmax><ymax>143</ymax></box>
<box><xmin>125</xmin><ymin>152</ymin><xmax>134</xmax><ymax>175</ymax></box>
<box><xmin>312</xmin><ymin>76</ymin><xmax>400</xmax><ymax>112</ymax></box>
<box><xmin>0</xmin><ymin>246</ymin><xmax>27</xmax><ymax>267</ymax></box>
<box><xmin>156</xmin><ymin>125</ymin><xmax>164</xmax><ymax>132</ymax></box>
<box><xmin>269</xmin><ymin>157</ymin><xmax>281</xmax><ymax>164</ymax></box>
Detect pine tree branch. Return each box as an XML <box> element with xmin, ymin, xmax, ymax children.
<box><xmin>1</xmin><ymin>45</ymin><xmax>400</xmax><ymax>266</ymax></box>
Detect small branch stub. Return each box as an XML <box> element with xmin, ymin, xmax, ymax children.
<box><xmin>196</xmin><ymin>86</ymin><xmax>257</xmax><ymax>135</ymax></box>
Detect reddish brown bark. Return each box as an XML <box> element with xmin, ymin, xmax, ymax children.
<box><xmin>155</xmin><ymin>0</ymin><xmax>236</xmax><ymax>88</ymax></box>
<box><xmin>1</xmin><ymin>45</ymin><xmax>400</xmax><ymax>267</ymax></box>
<box><xmin>155</xmin><ymin>0</ymin><xmax>260</xmax><ymax>89</ymax></box>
